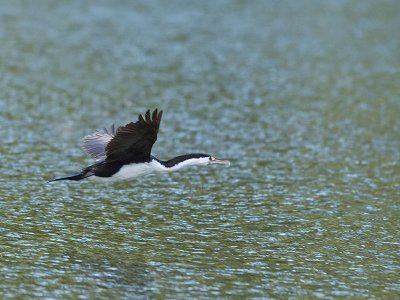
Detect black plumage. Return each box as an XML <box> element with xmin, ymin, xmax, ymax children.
<box><xmin>106</xmin><ymin>109</ymin><xmax>162</xmax><ymax>164</ymax></box>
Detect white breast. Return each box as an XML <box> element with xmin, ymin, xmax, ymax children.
<box><xmin>90</xmin><ymin>160</ymin><xmax>166</xmax><ymax>182</ymax></box>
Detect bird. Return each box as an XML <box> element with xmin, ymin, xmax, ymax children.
<box><xmin>49</xmin><ymin>109</ymin><xmax>230</xmax><ymax>182</ymax></box>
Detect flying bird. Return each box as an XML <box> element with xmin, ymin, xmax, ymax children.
<box><xmin>49</xmin><ymin>109</ymin><xmax>230</xmax><ymax>182</ymax></box>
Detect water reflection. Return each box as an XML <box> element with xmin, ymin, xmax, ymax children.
<box><xmin>1</xmin><ymin>0</ymin><xmax>400</xmax><ymax>298</ymax></box>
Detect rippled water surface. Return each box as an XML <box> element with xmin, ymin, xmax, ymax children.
<box><xmin>1</xmin><ymin>0</ymin><xmax>399</xmax><ymax>298</ymax></box>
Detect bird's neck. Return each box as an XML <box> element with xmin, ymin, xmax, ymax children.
<box><xmin>153</xmin><ymin>154</ymin><xmax>208</xmax><ymax>171</ymax></box>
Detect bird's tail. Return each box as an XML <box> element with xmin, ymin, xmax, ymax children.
<box><xmin>49</xmin><ymin>170</ymin><xmax>93</xmax><ymax>182</ymax></box>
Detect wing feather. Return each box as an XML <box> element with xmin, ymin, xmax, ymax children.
<box><xmin>81</xmin><ymin>125</ymin><xmax>116</xmax><ymax>160</ymax></box>
<box><xmin>105</xmin><ymin>109</ymin><xmax>163</xmax><ymax>163</ymax></box>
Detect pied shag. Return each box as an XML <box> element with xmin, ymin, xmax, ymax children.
<box><xmin>49</xmin><ymin>109</ymin><xmax>230</xmax><ymax>182</ymax></box>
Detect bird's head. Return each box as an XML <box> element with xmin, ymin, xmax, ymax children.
<box><xmin>208</xmin><ymin>155</ymin><xmax>231</xmax><ymax>166</ymax></box>
<box><xmin>162</xmin><ymin>153</ymin><xmax>230</xmax><ymax>170</ymax></box>
<box><xmin>191</xmin><ymin>154</ymin><xmax>230</xmax><ymax>166</ymax></box>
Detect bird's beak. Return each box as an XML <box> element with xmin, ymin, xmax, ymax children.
<box><xmin>209</xmin><ymin>158</ymin><xmax>231</xmax><ymax>166</ymax></box>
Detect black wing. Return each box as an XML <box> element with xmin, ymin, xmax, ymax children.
<box><xmin>105</xmin><ymin>109</ymin><xmax>163</xmax><ymax>163</ymax></box>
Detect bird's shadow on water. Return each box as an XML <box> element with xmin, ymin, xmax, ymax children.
<box><xmin>64</xmin><ymin>247</ymin><xmax>154</xmax><ymax>295</ymax></box>
<box><xmin>108</xmin><ymin>174</ymin><xmax>198</xmax><ymax>195</ymax></box>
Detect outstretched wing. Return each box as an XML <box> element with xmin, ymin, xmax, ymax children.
<box><xmin>81</xmin><ymin>125</ymin><xmax>116</xmax><ymax>161</ymax></box>
<box><xmin>105</xmin><ymin>109</ymin><xmax>163</xmax><ymax>163</ymax></box>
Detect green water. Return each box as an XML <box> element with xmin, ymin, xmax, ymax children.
<box><xmin>1</xmin><ymin>0</ymin><xmax>399</xmax><ymax>298</ymax></box>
